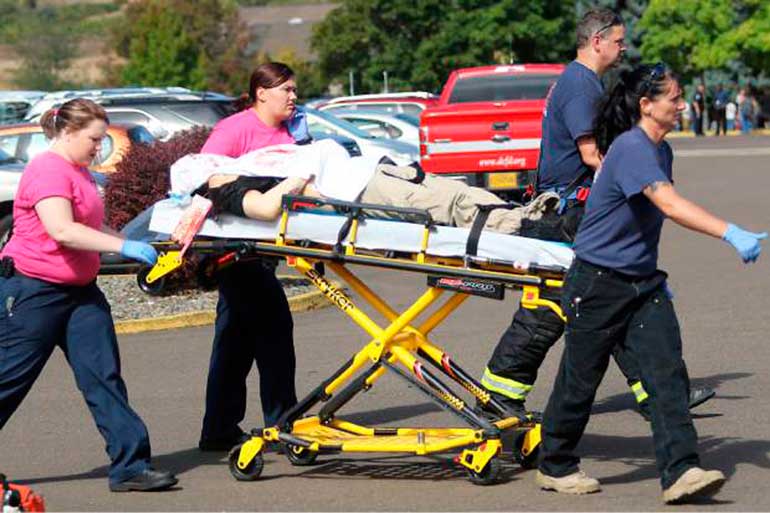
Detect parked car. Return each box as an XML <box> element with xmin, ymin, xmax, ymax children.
<box><xmin>0</xmin><ymin>123</ymin><xmax>155</xmax><ymax>174</ymax></box>
<box><xmin>0</xmin><ymin>124</ymin><xmax>152</xmax><ymax>249</ymax></box>
<box><xmin>0</xmin><ymin>149</ymin><xmax>24</xmax><ymax>247</ymax></box>
<box><xmin>1</xmin><ymin>91</ymin><xmax>46</xmax><ymax>125</ymax></box>
<box><xmin>305</xmin><ymin>107</ymin><xmax>419</xmax><ymax>165</ymax></box>
<box><xmin>24</xmin><ymin>88</ymin><xmax>236</xmax><ymax>141</ymax></box>
<box><xmin>420</xmin><ymin>64</ymin><xmax>564</xmax><ymax>198</ymax></box>
<box><xmin>331</xmin><ymin>110</ymin><xmax>420</xmax><ymax>146</ymax></box>
<box><xmin>317</xmin><ymin>92</ymin><xmax>439</xmax><ymax>116</ymax></box>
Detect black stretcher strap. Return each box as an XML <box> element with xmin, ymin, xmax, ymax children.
<box><xmin>465</xmin><ymin>203</ymin><xmax>520</xmax><ymax>258</ymax></box>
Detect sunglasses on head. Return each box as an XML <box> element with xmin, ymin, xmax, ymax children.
<box><xmin>640</xmin><ymin>62</ymin><xmax>667</xmax><ymax>94</ymax></box>
<box><xmin>593</xmin><ymin>16</ymin><xmax>623</xmax><ymax>37</ymax></box>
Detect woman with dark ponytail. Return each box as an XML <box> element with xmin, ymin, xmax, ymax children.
<box><xmin>536</xmin><ymin>64</ymin><xmax>765</xmax><ymax>503</ymax></box>
<box><xmin>195</xmin><ymin>62</ymin><xmax>305</xmax><ymax>452</ymax></box>
<box><xmin>0</xmin><ymin>99</ymin><xmax>177</xmax><ymax>492</ymax></box>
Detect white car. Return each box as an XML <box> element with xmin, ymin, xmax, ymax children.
<box><xmin>331</xmin><ymin>110</ymin><xmax>420</xmax><ymax>146</ymax></box>
<box><xmin>305</xmin><ymin>107</ymin><xmax>419</xmax><ymax>165</ymax></box>
<box><xmin>0</xmin><ymin>150</ymin><xmax>24</xmax><ymax>248</ymax></box>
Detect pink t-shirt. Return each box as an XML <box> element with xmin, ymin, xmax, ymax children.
<box><xmin>1</xmin><ymin>151</ymin><xmax>104</xmax><ymax>285</ymax></box>
<box><xmin>201</xmin><ymin>108</ymin><xmax>295</xmax><ymax>157</ymax></box>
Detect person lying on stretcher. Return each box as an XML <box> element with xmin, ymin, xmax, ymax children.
<box><xmin>171</xmin><ymin>139</ymin><xmax>561</xmax><ymax>237</ymax></box>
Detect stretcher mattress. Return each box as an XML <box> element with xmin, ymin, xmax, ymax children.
<box><xmin>148</xmin><ymin>199</ymin><xmax>575</xmax><ymax>269</ymax></box>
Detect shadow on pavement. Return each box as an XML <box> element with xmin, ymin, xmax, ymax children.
<box><xmin>591</xmin><ymin>371</ymin><xmax>753</xmax><ymax>416</ymax></box>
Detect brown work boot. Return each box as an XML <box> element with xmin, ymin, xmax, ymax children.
<box><xmin>662</xmin><ymin>467</ymin><xmax>726</xmax><ymax>504</ymax></box>
<box><xmin>535</xmin><ymin>470</ymin><xmax>601</xmax><ymax>495</ymax></box>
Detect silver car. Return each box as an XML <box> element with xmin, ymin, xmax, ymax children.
<box><xmin>331</xmin><ymin>110</ymin><xmax>420</xmax><ymax>146</ymax></box>
<box><xmin>305</xmin><ymin>107</ymin><xmax>419</xmax><ymax>165</ymax></box>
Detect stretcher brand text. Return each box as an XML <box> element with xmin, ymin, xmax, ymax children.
<box><xmin>307</xmin><ymin>268</ymin><xmax>354</xmax><ymax>312</ymax></box>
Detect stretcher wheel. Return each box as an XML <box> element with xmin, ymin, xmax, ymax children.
<box><xmin>136</xmin><ymin>267</ymin><xmax>166</xmax><ymax>296</ymax></box>
<box><xmin>285</xmin><ymin>444</ymin><xmax>318</xmax><ymax>466</ymax></box>
<box><xmin>466</xmin><ymin>456</ymin><xmax>501</xmax><ymax>486</ymax></box>
<box><xmin>513</xmin><ymin>430</ymin><xmax>540</xmax><ymax>469</ymax></box>
<box><xmin>228</xmin><ymin>444</ymin><xmax>264</xmax><ymax>481</ymax></box>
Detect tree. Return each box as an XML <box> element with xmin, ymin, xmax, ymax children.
<box><xmin>638</xmin><ymin>0</ymin><xmax>738</xmax><ymax>82</ymax></box>
<box><xmin>727</xmin><ymin>0</ymin><xmax>770</xmax><ymax>76</ymax></box>
<box><xmin>311</xmin><ymin>0</ymin><xmax>576</xmax><ymax>94</ymax></box>
<box><xmin>11</xmin><ymin>7</ymin><xmax>80</xmax><ymax>90</ymax></box>
<box><xmin>115</xmin><ymin>0</ymin><xmax>255</xmax><ymax>94</ymax></box>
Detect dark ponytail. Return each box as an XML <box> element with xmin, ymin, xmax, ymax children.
<box><xmin>234</xmin><ymin>62</ymin><xmax>296</xmax><ymax>112</ymax></box>
<box><xmin>593</xmin><ymin>63</ymin><xmax>676</xmax><ymax>155</ymax></box>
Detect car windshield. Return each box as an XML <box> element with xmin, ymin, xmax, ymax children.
<box><xmin>393</xmin><ymin>113</ymin><xmax>420</xmax><ymax>126</ymax></box>
<box><xmin>161</xmin><ymin>102</ymin><xmax>234</xmax><ymax>126</ymax></box>
<box><xmin>0</xmin><ymin>147</ymin><xmax>19</xmax><ymax>164</ymax></box>
<box><xmin>307</xmin><ymin>108</ymin><xmax>375</xmax><ymax>139</ymax></box>
<box><xmin>448</xmin><ymin>73</ymin><xmax>560</xmax><ymax>103</ymax></box>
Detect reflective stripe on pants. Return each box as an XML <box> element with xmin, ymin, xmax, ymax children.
<box><xmin>481</xmin><ymin>367</ymin><xmax>532</xmax><ymax>401</ymax></box>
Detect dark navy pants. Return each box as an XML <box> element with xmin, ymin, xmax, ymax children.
<box><xmin>0</xmin><ymin>275</ymin><xmax>151</xmax><ymax>485</ymax></box>
<box><xmin>539</xmin><ymin>259</ymin><xmax>699</xmax><ymax>489</ymax></box>
<box><xmin>201</xmin><ymin>260</ymin><xmax>297</xmax><ymax>440</ymax></box>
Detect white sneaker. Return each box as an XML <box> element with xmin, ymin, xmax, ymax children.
<box><xmin>662</xmin><ymin>467</ymin><xmax>726</xmax><ymax>504</ymax></box>
<box><xmin>535</xmin><ymin>469</ymin><xmax>601</xmax><ymax>494</ymax></box>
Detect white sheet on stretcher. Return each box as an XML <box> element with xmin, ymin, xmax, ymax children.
<box><xmin>149</xmin><ymin>199</ymin><xmax>575</xmax><ymax>269</ymax></box>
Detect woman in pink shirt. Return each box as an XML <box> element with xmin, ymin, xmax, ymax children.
<box><xmin>196</xmin><ymin>62</ymin><xmax>303</xmax><ymax>451</ymax></box>
<box><xmin>0</xmin><ymin>99</ymin><xmax>177</xmax><ymax>492</ymax></box>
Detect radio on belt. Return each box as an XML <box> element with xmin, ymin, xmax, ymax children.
<box><xmin>427</xmin><ymin>275</ymin><xmax>505</xmax><ymax>300</ymax></box>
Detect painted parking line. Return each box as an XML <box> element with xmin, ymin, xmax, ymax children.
<box><xmin>675</xmin><ymin>147</ymin><xmax>770</xmax><ymax>158</ymax></box>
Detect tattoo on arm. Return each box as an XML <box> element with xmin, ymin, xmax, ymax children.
<box><xmin>647</xmin><ymin>181</ymin><xmax>670</xmax><ymax>192</ymax></box>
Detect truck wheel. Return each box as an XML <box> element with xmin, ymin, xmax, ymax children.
<box><xmin>0</xmin><ymin>214</ymin><xmax>12</xmax><ymax>251</ymax></box>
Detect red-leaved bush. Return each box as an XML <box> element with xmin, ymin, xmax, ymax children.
<box><xmin>105</xmin><ymin>125</ymin><xmax>213</xmax><ymax>230</ymax></box>
<box><xmin>105</xmin><ymin>125</ymin><xmax>213</xmax><ymax>294</ymax></box>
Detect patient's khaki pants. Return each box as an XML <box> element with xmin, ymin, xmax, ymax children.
<box><xmin>358</xmin><ymin>164</ymin><xmax>556</xmax><ymax>234</ymax></box>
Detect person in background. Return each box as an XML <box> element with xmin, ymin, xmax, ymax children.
<box><xmin>0</xmin><ymin>99</ymin><xmax>177</xmax><ymax>492</ymax></box>
<box><xmin>535</xmin><ymin>63</ymin><xmax>765</xmax><ymax>503</ymax></box>
<box><xmin>713</xmin><ymin>84</ymin><xmax>729</xmax><ymax>136</ymax></box>
<box><xmin>196</xmin><ymin>62</ymin><xmax>305</xmax><ymax>452</ymax></box>
<box><xmin>726</xmin><ymin>98</ymin><xmax>737</xmax><ymax>132</ymax></box>
<box><xmin>691</xmin><ymin>84</ymin><xmax>705</xmax><ymax>136</ymax></box>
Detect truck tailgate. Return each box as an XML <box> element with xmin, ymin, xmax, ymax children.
<box><xmin>420</xmin><ymin>101</ymin><xmax>544</xmax><ymax>178</ymax></box>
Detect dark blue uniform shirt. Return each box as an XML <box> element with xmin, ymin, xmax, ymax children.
<box><xmin>537</xmin><ymin>60</ymin><xmax>603</xmax><ymax>191</ymax></box>
<box><xmin>573</xmin><ymin>126</ymin><xmax>673</xmax><ymax>276</ymax></box>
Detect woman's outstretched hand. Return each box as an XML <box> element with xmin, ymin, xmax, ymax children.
<box><xmin>723</xmin><ymin>223</ymin><xmax>767</xmax><ymax>263</ymax></box>
<box><xmin>121</xmin><ymin>240</ymin><xmax>159</xmax><ymax>266</ymax></box>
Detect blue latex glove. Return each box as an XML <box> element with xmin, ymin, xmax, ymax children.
<box><xmin>121</xmin><ymin>240</ymin><xmax>158</xmax><ymax>266</ymax></box>
<box><xmin>722</xmin><ymin>223</ymin><xmax>767</xmax><ymax>263</ymax></box>
<box><xmin>286</xmin><ymin>108</ymin><xmax>310</xmax><ymax>143</ymax></box>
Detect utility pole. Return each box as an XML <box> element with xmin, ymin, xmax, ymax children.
<box><xmin>383</xmin><ymin>71</ymin><xmax>389</xmax><ymax>93</ymax></box>
<box><xmin>349</xmin><ymin>70</ymin><xmax>355</xmax><ymax>96</ymax></box>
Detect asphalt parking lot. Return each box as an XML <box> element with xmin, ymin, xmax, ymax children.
<box><xmin>1</xmin><ymin>134</ymin><xmax>768</xmax><ymax>511</ymax></box>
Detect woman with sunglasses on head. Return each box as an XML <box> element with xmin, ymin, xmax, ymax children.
<box><xmin>196</xmin><ymin>62</ymin><xmax>305</xmax><ymax>452</ymax></box>
<box><xmin>535</xmin><ymin>64</ymin><xmax>765</xmax><ymax>503</ymax></box>
<box><xmin>0</xmin><ymin>99</ymin><xmax>177</xmax><ymax>492</ymax></box>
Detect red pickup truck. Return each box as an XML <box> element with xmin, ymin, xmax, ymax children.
<box><xmin>419</xmin><ymin>64</ymin><xmax>564</xmax><ymax>198</ymax></box>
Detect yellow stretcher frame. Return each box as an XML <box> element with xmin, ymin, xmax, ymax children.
<box><xmin>142</xmin><ymin>195</ymin><xmax>566</xmax><ymax>484</ymax></box>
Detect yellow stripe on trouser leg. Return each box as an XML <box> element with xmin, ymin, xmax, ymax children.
<box><xmin>631</xmin><ymin>381</ymin><xmax>649</xmax><ymax>403</ymax></box>
<box><xmin>480</xmin><ymin>367</ymin><xmax>532</xmax><ymax>401</ymax></box>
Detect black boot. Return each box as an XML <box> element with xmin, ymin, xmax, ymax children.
<box><xmin>109</xmin><ymin>469</ymin><xmax>178</xmax><ymax>492</ymax></box>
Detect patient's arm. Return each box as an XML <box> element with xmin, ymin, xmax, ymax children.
<box><xmin>242</xmin><ymin>176</ymin><xmax>310</xmax><ymax>220</ymax></box>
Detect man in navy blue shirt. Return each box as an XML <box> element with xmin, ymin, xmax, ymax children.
<box><xmin>478</xmin><ymin>9</ymin><xmax>714</xmax><ymax>422</ymax></box>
